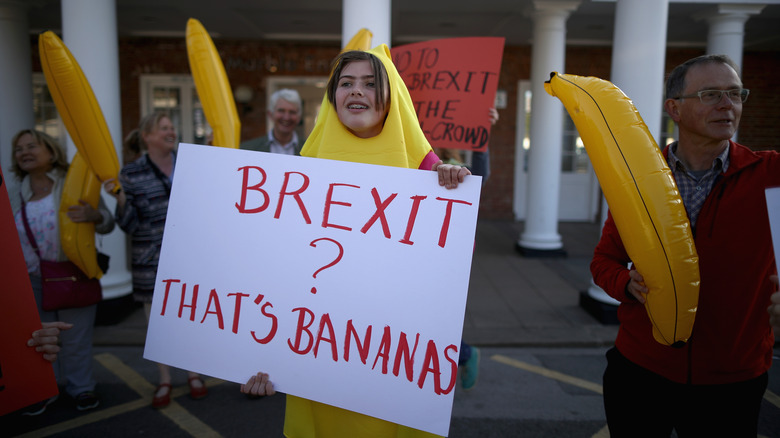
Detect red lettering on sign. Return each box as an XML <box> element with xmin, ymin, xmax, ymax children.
<box><xmin>288</xmin><ymin>307</ymin><xmax>315</xmax><ymax>355</ymax></box>
<box><xmin>435</xmin><ymin>197</ymin><xmax>472</xmax><ymax>248</ymax></box>
<box><xmin>344</xmin><ymin>319</ymin><xmax>372</xmax><ymax>364</ymax></box>
<box><xmin>313</xmin><ymin>313</ymin><xmax>338</xmax><ymax>361</ymax></box>
<box><xmin>442</xmin><ymin>343</ymin><xmax>459</xmax><ymax>394</ymax></box>
<box><xmin>160</xmin><ymin>278</ymin><xmax>181</xmax><ymax>316</ymax></box>
<box><xmin>399</xmin><ymin>195</ymin><xmax>427</xmax><ymax>245</ymax></box>
<box><xmin>417</xmin><ymin>340</ymin><xmax>443</xmax><ymax>394</ymax></box>
<box><xmin>227</xmin><ymin>293</ymin><xmax>250</xmax><ymax>334</ymax></box>
<box><xmin>323</xmin><ymin>183</ymin><xmax>359</xmax><ymax>231</ymax></box>
<box><xmin>179</xmin><ymin>283</ymin><xmax>199</xmax><ymax>321</ymax></box>
<box><xmin>372</xmin><ymin>326</ymin><xmax>393</xmax><ymax>375</ymax></box>
<box><xmin>200</xmin><ymin>289</ymin><xmax>225</xmax><ymax>329</ymax></box>
<box><xmin>235</xmin><ymin>166</ymin><xmax>269</xmax><ymax>213</ymax></box>
<box><xmin>360</xmin><ymin>188</ymin><xmax>397</xmax><ymax>238</ymax></box>
<box><xmin>275</xmin><ymin>172</ymin><xmax>311</xmax><ymax>223</ymax></box>
<box><xmin>392</xmin><ymin>332</ymin><xmax>420</xmax><ymax>382</ymax></box>
<box><xmin>250</xmin><ymin>294</ymin><xmax>278</xmax><ymax>344</ymax></box>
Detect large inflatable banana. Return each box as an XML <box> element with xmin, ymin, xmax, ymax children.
<box><xmin>39</xmin><ymin>31</ymin><xmax>121</xmax><ymax>192</ymax></box>
<box><xmin>60</xmin><ymin>153</ymin><xmax>103</xmax><ymax>279</ymax></box>
<box><xmin>186</xmin><ymin>18</ymin><xmax>240</xmax><ymax>149</ymax></box>
<box><xmin>545</xmin><ymin>72</ymin><xmax>699</xmax><ymax>347</ymax></box>
<box><xmin>39</xmin><ymin>31</ymin><xmax>120</xmax><ymax>279</ymax></box>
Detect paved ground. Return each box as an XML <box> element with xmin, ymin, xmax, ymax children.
<box><xmin>4</xmin><ymin>219</ymin><xmax>780</xmax><ymax>437</ymax></box>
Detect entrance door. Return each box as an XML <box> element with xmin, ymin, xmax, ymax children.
<box><xmin>139</xmin><ymin>75</ymin><xmax>209</xmax><ymax>145</ymax></box>
<box><xmin>513</xmin><ymin>80</ymin><xmax>600</xmax><ymax>222</ymax></box>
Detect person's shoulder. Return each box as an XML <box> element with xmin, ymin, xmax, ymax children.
<box><xmin>241</xmin><ymin>136</ymin><xmax>271</xmax><ymax>152</ymax></box>
<box><xmin>294</xmin><ymin>136</ymin><xmax>307</xmax><ymax>156</ymax></box>
<box><xmin>121</xmin><ymin>155</ymin><xmax>147</xmax><ymax>172</ymax></box>
<box><xmin>120</xmin><ymin>155</ymin><xmax>153</xmax><ymax>182</ymax></box>
<box><xmin>731</xmin><ymin>142</ymin><xmax>779</xmax><ymax>159</ymax></box>
<box><xmin>729</xmin><ymin>142</ymin><xmax>780</xmax><ymax>173</ymax></box>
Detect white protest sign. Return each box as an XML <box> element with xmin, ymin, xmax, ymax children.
<box><xmin>766</xmin><ymin>187</ymin><xmax>780</xmax><ymax>275</ymax></box>
<box><xmin>144</xmin><ymin>143</ymin><xmax>481</xmax><ymax>436</ymax></box>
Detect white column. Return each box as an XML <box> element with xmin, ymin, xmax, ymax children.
<box><xmin>700</xmin><ymin>4</ymin><xmax>764</xmax><ymax>73</ymax></box>
<box><xmin>0</xmin><ymin>0</ymin><xmax>34</xmax><ymax>199</ymax></box>
<box><xmin>62</xmin><ymin>0</ymin><xmax>131</xmax><ymax>299</ymax></box>
<box><xmin>611</xmin><ymin>0</ymin><xmax>668</xmax><ymax>145</ymax></box>
<box><xmin>586</xmin><ymin>0</ymin><xmax>669</xmax><ymax>306</ymax></box>
<box><xmin>517</xmin><ymin>1</ymin><xmax>580</xmax><ymax>255</ymax></box>
<box><xmin>342</xmin><ymin>0</ymin><xmax>391</xmax><ymax>48</ymax></box>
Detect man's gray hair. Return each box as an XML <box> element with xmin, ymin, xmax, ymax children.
<box><xmin>665</xmin><ymin>54</ymin><xmax>741</xmax><ymax>100</ymax></box>
<box><xmin>270</xmin><ymin>88</ymin><xmax>302</xmax><ymax>111</ymax></box>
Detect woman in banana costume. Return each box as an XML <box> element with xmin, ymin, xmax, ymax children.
<box><xmin>10</xmin><ymin>129</ymin><xmax>114</xmax><ymax>413</ymax></box>
<box><xmin>240</xmin><ymin>45</ymin><xmax>469</xmax><ymax>438</ymax></box>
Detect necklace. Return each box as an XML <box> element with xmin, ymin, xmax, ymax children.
<box><xmin>31</xmin><ymin>179</ymin><xmax>53</xmax><ymax>196</ymax></box>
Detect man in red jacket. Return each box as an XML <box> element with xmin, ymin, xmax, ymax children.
<box><xmin>591</xmin><ymin>54</ymin><xmax>780</xmax><ymax>437</ymax></box>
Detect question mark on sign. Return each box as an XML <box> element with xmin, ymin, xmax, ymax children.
<box><xmin>309</xmin><ymin>238</ymin><xmax>344</xmax><ymax>294</ymax></box>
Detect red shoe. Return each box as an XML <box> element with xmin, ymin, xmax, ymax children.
<box><xmin>152</xmin><ymin>383</ymin><xmax>172</xmax><ymax>409</ymax></box>
<box><xmin>188</xmin><ymin>376</ymin><xmax>208</xmax><ymax>400</ymax></box>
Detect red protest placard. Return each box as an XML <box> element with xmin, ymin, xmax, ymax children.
<box><xmin>391</xmin><ymin>37</ymin><xmax>505</xmax><ymax>151</ymax></box>
<box><xmin>0</xmin><ymin>169</ymin><xmax>58</xmax><ymax>416</ymax></box>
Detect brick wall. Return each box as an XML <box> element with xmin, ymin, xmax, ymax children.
<box><xmin>30</xmin><ymin>37</ymin><xmax>780</xmax><ymax>220</ymax></box>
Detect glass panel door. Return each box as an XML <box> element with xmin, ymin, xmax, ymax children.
<box><xmin>140</xmin><ymin>75</ymin><xmax>210</xmax><ymax>145</ymax></box>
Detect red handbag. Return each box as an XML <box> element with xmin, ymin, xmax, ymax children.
<box><xmin>38</xmin><ymin>259</ymin><xmax>102</xmax><ymax>311</ymax></box>
<box><xmin>21</xmin><ymin>197</ymin><xmax>102</xmax><ymax>311</ymax></box>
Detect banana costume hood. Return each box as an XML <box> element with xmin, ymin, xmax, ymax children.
<box><xmin>300</xmin><ymin>44</ymin><xmax>433</xmax><ymax>170</ymax></box>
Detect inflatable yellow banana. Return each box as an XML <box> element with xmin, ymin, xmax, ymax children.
<box><xmin>545</xmin><ymin>72</ymin><xmax>699</xmax><ymax>347</ymax></box>
<box><xmin>59</xmin><ymin>153</ymin><xmax>103</xmax><ymax>279</ymax></box>
<box><xmin>344</xmin><ymin>28</ymin><xmax>373</xmax><ymax>51</ymax></box>
<box><xmin>186</xmin><ymin>18</ymin><xmax>240</xmax><ymax>149</ymax></box>
<box><xmin>39</xmin><ymin>31</ymin><xmax>118</xmax><ymax>278</ymax></box>
<box><xmin>38</xmin><ymin>31</ymin><xmax>121</xmax><ymax>193</ymax></box>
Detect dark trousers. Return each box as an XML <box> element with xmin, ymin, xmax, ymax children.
<box><xmin>603</xmin><ymin>347</ymin><xmax>767</xmax><ymax>438</ymax></box>
<box><xmin>470</xmin><ymin>150</ymin><xmax>490</xmax><ymax>186</ymax></box>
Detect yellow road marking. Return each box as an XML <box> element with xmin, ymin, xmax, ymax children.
<box><xmin>492</xmin><ymin>354</ymin><xmax>780</xmax><ymax>438</ymax></box>
<box><xmin>764</xmin><ymin>389</ymin><xmax>780</xmax><ymax>410</ymax></box>
<box><xmin>95</xmin><ymin>352</ymin><xmax>155</xmax><ymax>395</ymax></box>
<box><xmin>491</xmin><ymin>354</ymin><xmax>603</xmax><ymax>394</ymax></box>
<box><xmin>16</xmin><ymin>398</ymin><xmax>150</xmax><ymax>438</ymax></box>
<box><xmin>491</xmin><ymin>354</ymin><xmax>607</xmax><ymax>438</ymax></box>
<box><xmin>94</xmin><ymin>353</ymin><xmax>224</xmax><ymax>438</ymax></box>
<box><xmin>592</xmin><ymin>425</ymin><xmax>610</xmax><ymax>438</ymax></box>
<box><xmin>16</xmin><ymin>353</ymin><xmax>225</xmax><ymax>438</ymax></box>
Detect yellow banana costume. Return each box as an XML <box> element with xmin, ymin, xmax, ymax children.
<box><xmin>186</xmin><ymin>18</ymin><xmax>240</xmax><ymax>149</ymax></box>
<box><xmin>60</xmin><ymin>154</ymin><xmax>103</xmax><ymax>278</ymax></box>
<box><xmin>39</xmin><ymin>31</ymin><xmax>119</xmax><ymax>279</ymax></box>
<box><xmin>289</xmin><ymin>44</ymin><xmax>437</xmax><ymax>438</ymax></box>
<box><xmin>545</xmin><ymin>72</ymin><xmax>699</xmax><ymax>347</ymax></box>
<box><xmin>301</xmin><ymin>44</ymin><xmax>432</xmax><ymax>170</ymax></box>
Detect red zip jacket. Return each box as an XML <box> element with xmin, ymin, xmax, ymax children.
<box><xmin>591</xmin><ymin>141</ymin><xmax>780</xmax><ymax>384</ymax></box>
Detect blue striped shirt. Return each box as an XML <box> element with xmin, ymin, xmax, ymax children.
<box><xmin>115</xmin><ymin>153</ymin><xmax>175</xmax><ymax>296</ymax></box>
<box><xmin>666</xmin><ymin>142</ymin><xmax>729</xmax><ymax>228</ymax></box>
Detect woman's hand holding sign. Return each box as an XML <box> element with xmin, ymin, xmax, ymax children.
<box><xmin>241</xmin><ymin>372</ymin><xmax>276</xmax><ymax>397</ymax></box>
<box><xmin>432</xmin><ymin>161</ymin><xmax>471</xmax><ymax>189</ymax></box>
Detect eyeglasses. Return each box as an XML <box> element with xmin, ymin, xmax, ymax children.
<box><xmin>673</xmin><ymin>88</ymin><xmax>749</xmax><ymax>105</ymax></box>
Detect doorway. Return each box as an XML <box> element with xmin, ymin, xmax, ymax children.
<box><xmin>513</xmin><ymin>80</ymin><xmax>600</xmax><ymax>222</ymax></box>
